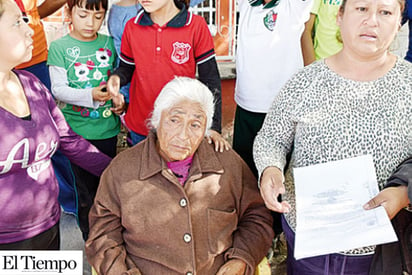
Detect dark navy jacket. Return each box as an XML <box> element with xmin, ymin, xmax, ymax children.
<box><xmin>385</xmin><ymin>156</ymin><xmax>412</xmax><ymax>202</ymax></box>
<box><xmin>403</xmin><ymin>0</ymin><xmax>412</xmax><ymax>62</ymax></box>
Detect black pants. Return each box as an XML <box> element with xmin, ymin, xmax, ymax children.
<box><xmin>0</xmin><ymin>222</ymin><xmax>60</xmax><ymax>250</ymax></box>
<box><xmin>72</xmin><ymin>136</ymin><xmax>117</xmax><ymax>240</ymax></box>
<box><xmin>232</xmin><ymin>105</ymin><xmax>283</xmax><ymax>236</ymax></box>
<box><xmin>233</xmin><ymin>105</ymin><xmax>266</xmax><ymax>177</ymax></box>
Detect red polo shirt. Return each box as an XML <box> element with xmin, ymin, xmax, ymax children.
<box><xmin>120</xmin><ymin>7</ymin><xmax>215</xmax><ymax>136</ymax></box>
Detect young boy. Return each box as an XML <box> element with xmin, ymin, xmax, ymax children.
<box><xmin>107</xmin><ymin>0</ymin><xmax>229</xmax><ymax>151</ymax></box>
<box><xmin>233</xmin><ymin>0</ymin><xmax>313</xmax><ymax>237</ymax></box>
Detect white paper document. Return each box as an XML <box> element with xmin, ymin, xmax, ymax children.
<box><xmin>293</xmin><ymin>155</ymin><xmax>398</xmax><ymax>260</ymax></box>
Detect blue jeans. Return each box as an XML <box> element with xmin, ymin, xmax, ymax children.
<box><xmin>23</xmin><ymin>61</ymin><xmax>77</xmax><ymax>214</ymax></box>
<box><xmin>282</xmin><ymin>215</ymin><xmax>373</xmax><ymax>275</ymax></box>
<box><xmin>53</xmin><ymin>151</ymin><xmax>76</xmax><ymax>214</ymax></box>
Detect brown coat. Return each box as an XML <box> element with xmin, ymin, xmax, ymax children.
<box><xmin>85</xmin><ymin>133</ymin><xmax>274</xmax><ymax>275</ymax></box>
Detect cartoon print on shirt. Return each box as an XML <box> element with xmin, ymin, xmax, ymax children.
<box><xmin>171</xmin><ymin>42</ymin><xmax>191</xmax><ymax>64</ymax></box>
<box><xmin>74</xmin><ymin>60</ymin><xmax>95</xmax><ymax>82</ymax></box>
<box><xmin>0</xmin><ymin>138</ymin><xmax>58</xmax><ymax>180</ymax></box>
<box><xmin>96</xmin><ymin>48</ymin><xmax>112</xmax><ymax>67</ymax></box>
<box><xmin>62</xmin><ymin>38</ymin><xmax>115</xmax><ymax>90</ymax></box>
<box><xmin>66</xmin><ymin>46</ymin><xmax>81</xmax><ymax>59</ymax></box>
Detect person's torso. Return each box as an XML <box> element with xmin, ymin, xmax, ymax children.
<box><xmin>108</xmin><ymin>3</ymin><xmax>141</xmax><ymax>55</ymax></box>
<box><xmin>235</xmin><ymin>0</ymin><xmax>313</xmax><ymax>113</ymax></box>
<box><xmin>107</xmin><ymin>139</ymin><xmax>251</xmax><ymax>274</ymax></box>
<box><xmin>281</xmin><ymin>61</ymin><xmax>412</xmax><ymax>256</ymax></box>
<box><xmin>48</xmin><ymin>34</ymin><xmax>120</xmax><ymax>140</ymax></box>
<box><xmin>313</xmin><ymin>0</ymin><xmax>343</xmax><ymax>59</ymax></box>
<box><xmin>122</xmin><ymin>12</ymin><xmax>214</xmax><ymax>135</ymax></box>
<box><xmin>0</xmin><ymin>70</ymin><xmax>61</xmax><ymax>244</ymax></box>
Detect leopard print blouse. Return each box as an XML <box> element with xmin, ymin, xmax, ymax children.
<box><xmin>253</xmin><ymin>58</ymin><xmax>412</xmax><ymax>255</ymax></box>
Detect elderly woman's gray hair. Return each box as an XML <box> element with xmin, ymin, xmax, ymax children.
<box><xmin>149</xmin><ymin>77</ymin><xmax>215</xmax><ymax>134</ymax></box>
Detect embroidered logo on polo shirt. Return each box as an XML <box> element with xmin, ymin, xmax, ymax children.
<box><xmin>263</xmin><ymin>10</ymin><xmax>277</xmax><ymax>31</ymax></box>
<box><xmin>171</xmin><ymin>42</ymin><xmax>191</xmax><ymax>64</ymax></box>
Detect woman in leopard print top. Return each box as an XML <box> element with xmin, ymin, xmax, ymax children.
<box><xmin>253</xmin><ymin>0</ymin><xmax>411</xmax><ymax>272</ymax></box>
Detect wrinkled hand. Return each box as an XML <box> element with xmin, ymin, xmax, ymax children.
<box><xmin>107</xmin><ymin>75</ymin><xmax>120</xmax><ymax>97</ymax></box>
<box><xmin>260</xmin><ymin>167</ymin><xmax>291</xmax><ymax>213</ymax></box>
<box><xmin>207</xmin><ymin>130</ymin><xmax>230</xmax><ymax>152</ymax></box>
<box><xmin>92</xmin><ymin>85</ymin><xmax>111</xmax><ymax>102</ymax></box>
<box><xmin>110</xmin><ymin>94</ymin><xmax>125</xmax><ymax>115</ymax></box>
<box><xmin>107</xmin><ymin>75</ymin><xmax>125</xmax><ymax>115</ymax></box>
<box><xmin>216</xmin><ymin>259</ymin><xmax>247</xmax><ymax>275</ymax></box>
<box><xmin>363</xmin><ymin>186</ymin><xmax>409</xmax><ymax>219</ymax></box>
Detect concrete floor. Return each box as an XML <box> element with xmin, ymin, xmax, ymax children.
<box><xmin>60</xmin><ymin>211</ymin><xmax>91</xmax><ymax>275</ymax></box>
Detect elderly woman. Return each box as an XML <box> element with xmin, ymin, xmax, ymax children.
<box><xmin>0</xmin><ymin>0</ymin><xmax>111</xmax><ymax>249</ymax></box>
<box><xmin>253</xmin><ymin>0</ymin><xmax>412</xmax><ymax>273</ymax></box>
<box><xmin>85</xmin><ymin>77</ymin><xmax>274</xmax><ymax>275</ymax></box>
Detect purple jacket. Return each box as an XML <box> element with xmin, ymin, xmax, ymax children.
<box><xmin>0</xmin><ymin>70</ymin><xmax>111</xmax><ymax>244</ymax></box>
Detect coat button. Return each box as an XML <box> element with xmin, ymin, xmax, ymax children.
<box><xmin>186</xmin><ymin>272</ymin><xmax>193</xmax><ymax>275</ymax></box>
<box><xmin>156</xmin><ymin>46</ymin><xmax>161</xmax><ymax>51</ymax></box>
<box><xmin>180</xmin><ymin>198</ymin><xmax>187</xmax><ymax>207</ymax></box>
<box><xmin>183</xmin><ymin>233</ymin><xmax>192</xmax><ymax>243</ymax></box>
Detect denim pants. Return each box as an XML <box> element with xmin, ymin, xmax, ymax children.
<box><xmin>23</xmin><ymin>61</ymin><xmax>77</xmax><ymax>214</ymax></box>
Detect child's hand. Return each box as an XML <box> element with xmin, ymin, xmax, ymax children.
<box><xmin>92</xmin><ymin>85</ymin><xmax>111</xmax><ymax>102</ymax></box>
<box><xmin>207</xmin><ymin>130</ymin><xmax>231</xmax><ymax>152</ymax></box>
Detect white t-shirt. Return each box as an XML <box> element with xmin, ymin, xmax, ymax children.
<box><xmin>235</xmin><ymin>0</ymin><xmax>313</xmax><ymax>113</ymax></box>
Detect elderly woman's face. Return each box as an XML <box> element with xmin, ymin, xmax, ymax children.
<box><xmin>157</xmin><ymin>99</ymin><xmax>207</xmax><ymax>162</ymax></box>
<box><xmin>337</xmin><ymin>0</ymin><xmax>402</xmax><ymax>58</ymax></box>
<box><xmin>0</xmin><ymin>0</ymin><xmax>34</xmax><ymax>67</ymax></box>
